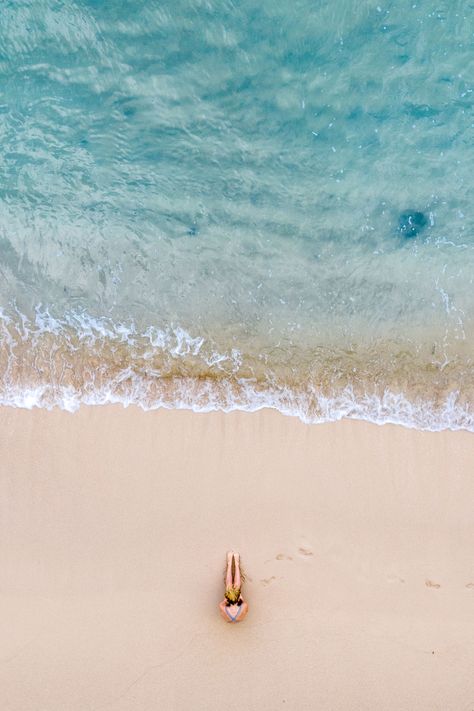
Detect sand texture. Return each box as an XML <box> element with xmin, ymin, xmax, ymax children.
<box><xmin>0</xmin><ymin>406</ymin><xmax>473</xmax><ymax>710</ymax></box>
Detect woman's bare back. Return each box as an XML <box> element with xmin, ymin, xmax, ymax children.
<box><xmin>219</xmin><ymin>599</ymin><xmax>249</xmax><ymax>623</ymax></box>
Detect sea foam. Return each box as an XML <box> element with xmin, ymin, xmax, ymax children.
<box><xmin>0</xmin><ymin>307</ymin><xmax>472</xmax><ymax>432</ymax></box>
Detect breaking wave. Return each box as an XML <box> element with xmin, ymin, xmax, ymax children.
<box><xmin>1</xmin><ymin>306</ymin><xmax>472</xmax><ymax>432</ymax></box>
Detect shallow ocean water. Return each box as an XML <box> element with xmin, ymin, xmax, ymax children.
<box><xmin>1</xmin><ymin>1</ymin><xmax>473</xmax><ymax>428</ymax></box>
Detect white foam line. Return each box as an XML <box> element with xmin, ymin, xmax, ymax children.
<box><xmin>1</xmin><ymin>307</ymin><xmax>473</xmax><ymax>432</ymax></box>
<box><xmin>0</xmin><ymin>381</ymin><xmax>472</xmax><ymax>433</ymax></box>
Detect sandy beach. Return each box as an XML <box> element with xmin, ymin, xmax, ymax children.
<box><xmin>0</xmin><ymin>405</ymin><xmax>473</xmax><ymax>711</ymax></box>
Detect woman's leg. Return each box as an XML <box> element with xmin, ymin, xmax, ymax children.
<box><xmin>233</xmin><ymin>551</ymin><xmax>241</xmax><ymax>590</ymax></box>
<box><xmin>225</xmin><ymin>551</ymin><xmax>234</xmax><ymax>590</ymax></box>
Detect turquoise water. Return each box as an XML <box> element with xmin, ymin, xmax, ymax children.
<box><xmin>1</xmin><ymin>1</ymin><xmax>474</xmax><ymax>428</ymax></box>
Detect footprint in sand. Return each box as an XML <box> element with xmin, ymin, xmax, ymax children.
<box><xmin>264</xmin><ymin>553</ymin><xmax>293</xmax><ymax>564</ymax></box>
<box><xmin>260</xmin><ymin>576</ymin><xmax>277</xmax><ymax>586</ymax></box>
<box><xmin>298</xmin><ymin>546</ymin><xmax>313</xmax><ymax>558</ymax></box>
<box><xmin>387</xmin><ymin>575</ymin><xmax>405</xmax><ymax>584</ymax></box>
<box><xmin>425</xmin><ymin>579</ymin><xmax>441</xmax><ymax>589</ymax></box>
<box><xmin>465</xmin><ymin>582</ymin><xmax>474</xmax><ymax>589</ymax></box>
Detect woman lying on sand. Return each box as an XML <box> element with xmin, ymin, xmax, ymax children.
<box><xmin>219</xmin><ymin>551</ymin><xmax>249</xmax><ymax>623</ymax></box>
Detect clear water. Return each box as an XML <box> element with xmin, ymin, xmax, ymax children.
<box><xmin>1</xmin><ymin>0</ymin><xmax>473</xmax><ymax>428</ymax></box>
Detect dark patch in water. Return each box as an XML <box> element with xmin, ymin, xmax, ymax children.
<box><xmin>398</xmin><ymin>211</ymin><xmax>427</xmax><ymax>238</ymax></box>
<box><xmin>404</xmin><ymin>103</ymin><xmax>440</xmax><ymax>119</ymax></box>
<box><xmin>187</xmin><ymin>224</ymin><xmax>199</xmax><ymax>237</ymax></box>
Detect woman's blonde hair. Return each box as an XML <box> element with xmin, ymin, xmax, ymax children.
<box><xmin>224</xmin><ymin>586</ymin><xmax>241</xmax><ymax>604</ymax></box>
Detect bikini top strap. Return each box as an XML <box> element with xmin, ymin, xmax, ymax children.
<box><xmin>225</xmin><ymin>604</ymin><xmax>243</xmax><ymax>622</ymax></box>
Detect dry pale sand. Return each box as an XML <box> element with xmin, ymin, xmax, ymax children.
<box><xmin>0</xmin><ymin>405</ymin><xmax>473</xmax><ymax>711</ymax></box>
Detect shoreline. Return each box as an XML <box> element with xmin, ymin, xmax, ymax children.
<box><xmin>1</xmin><ymin>406</ymin><xmax>473</xmax><ymax>710</ymax></box>
<box><xmin>1</xmin><ymin>309</ymin><xmax>474</xmax><ymax>433</ymax></box>
<box><xmin>0</xmin><ymin>389</ymin><xmax>473</xmax><ymax>432</ymax></box>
